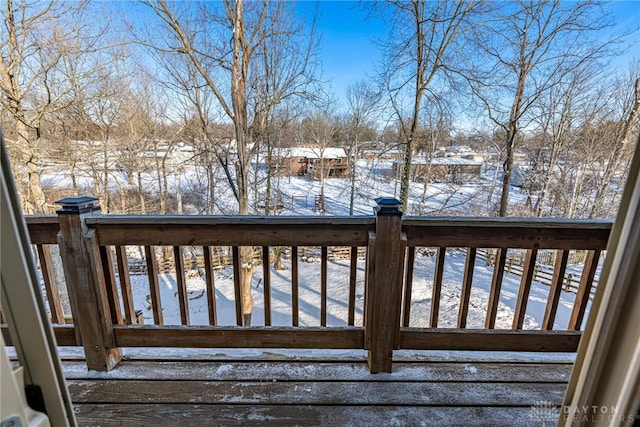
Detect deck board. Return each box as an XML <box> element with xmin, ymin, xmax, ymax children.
<box><xmin>71</xmin><ymin>404</ymin><xmax>548</xmax><ymax>426</ymax></box>
<box><xmin>62</xmin><ymin>360</ymin><xmax>571</xmax><ymax>382</ymax></box>
<box><xmin>62</xmin><ymin>355</ymin><xmax>571</xmax><ymax>426</ymax></box>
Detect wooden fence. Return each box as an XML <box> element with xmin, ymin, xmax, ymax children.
<box><xmin>476</xmin><ymin>248</ymin><xmax>598</xmax><ymax>297</ymax></box>
<box><xmin>1</xmin><ymin>198</ymin><xmax>613</xmax><ymax>373</ymax></box>
<box><xmin>123</xmin><ymin>245</ymin><xmax>367</xmax><ymax>275</ymax></box>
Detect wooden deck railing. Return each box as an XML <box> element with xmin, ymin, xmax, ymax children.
<box><xmin>398</xmin><ymin>217</ymin><xmax>610</xmax><ymax>356</ymax></box>
<box><xmin>1</xmin><ymin>197</ymin><xmax>613</xmax><ymax>373</ymax></box>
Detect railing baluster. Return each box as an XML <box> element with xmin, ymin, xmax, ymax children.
<box><xmin>231</xmin><ymin>246</ymin><xmax>242</xmax><ymax>326</ymax></box>
<box><xmin>291</xmin><ymin>246</ymin><xmax>299</xmax><ymax>326</ymax></box>
<box><xmin>173</xmin><ymin>245</ymin><xmax>189</xmax><ymax>325</ymax></box>
<box><xmin>512</xmin><ymin>248</ymin><xmax>538</xmax><ymax>329</ymax></box>
<box><xmin>321</xmin><ymin>246</ymin><xmax>328</xmax><ymax>326</ymax></box>
<box><xmin>485</xmin><ymin>248</ymin><xmax>507</xmax><ymax>329</ymax></box>
<box><xmin>458</xmin><ymin>247</ymin><xmax>476</xmax><ymax>328</ymax></box>
<box><xmin>145</xmin><ymin>245</ymin><xmax>163</xmax><ymax>325</ymax></box>
<box><xmin>36</xmin><ymin>244</ymin><xmax>65</xmax><ymax>324</ymax></box>
<box><xmin>262</xmin><ymin>246</ymin><xmax>272</xmax><ymax>326</ymax></box>
<box><xmin>542</xmin><ymin>249</ymin><xmax>570</xmax><ymax>330</ymax></box>
<box><xmin>202</xmin><ymin>246</ymin><xmax>217</xmax><ymax>326</ymax></box>
<box><xmin>348</xmin><ymin>246</ymin><xmax>358</xmax><ymax>326</ymax></box>
<box><xmin>99</xmin><ymin>245</ymin><xmax>123</xmax><ymax>325</ymax></box>
<box><xmin>115</xmin><ymin>246</ymin><xmax>136</xmax><ymax>324</ymax></box>
<box><xmin>402</xmin><ymin>246</ymin><xmax>416</xmax><ymax>327</ymax></box>
<box><xmin>430</xmin><ymin>247</ymin><xmax>446</xmax><ymax>328</ymax></box>
<box><xmin>568</xmin><ymin>250</ymin><xmax>601</xmax><ymax>330</ymax></box>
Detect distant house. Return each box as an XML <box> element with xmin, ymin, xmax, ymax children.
<box><xmin>393</xmin><ymin>156</ymin><xmax>483</xmax><ymax>183</ymax></box>
<box><xmin>266</xmin><ymin>147</ymin><xmax>349</xmax><ymax>179</ymax></box>
<box><xmin>435</xmin><ymin>145</ymin><xmax>484</xmax><ymax>162</ymax></box>
<box><xmin>361</xmin><ymin>148</ymin><xmax>401</xmax><ymax>160</ymax></box>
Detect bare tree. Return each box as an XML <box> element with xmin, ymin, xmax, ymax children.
<box><xmin>528</xmin><ymin>64</ymin><xmax>596</xmax><ymax>216</ymax></box>
<box><xmin>246</xmin><ymin>4</ymin><xmax>319</xmax><ymax>215</ymax></box>
<box><xmin>463</xmin><ymin>0</ymin><xmax>613</xmax><ymax>216</ymax></box>
<box><xmin>588</xmin><ymin>66</ymin><xmax>640</xmax><ymax>217</ymax></box>
<box><xmin>301</xmin><ymin>100</ymin><xmax>340</xmax><ymax>213</ymax></box>
<box><xmin>377</xmin><ymin>0</ymin><xmax>479</xmax><ymax>211</ymax></box>
<box><xmin>0</xmin><ymin>0</ymin><xmax>107</xmax><ymax>213</ymax></box>
<box><xmin>524</xmin><ymin>62</ymin><xmax>639</xmax><ymax>218</ymax></box>
<box><xmin>141</xmin><ymin>0</ymin><xmax>318</xmax><ymax>325</ymax></box>
<box><xmin>345</xmin><ymin>80</ymin><xmax>378</xmax><ymax>215</ymax></box>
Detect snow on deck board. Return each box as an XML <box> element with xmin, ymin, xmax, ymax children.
<box><xmin>71</xmin><ymin>404</ymin><xmax>551</xmax><ymax>426</ymax></box>
<box><xmin>62</xmin><ymin>360</ymin><xmax>572</xmax><ymax>382</ymax></box>
<box><xmin>66</xmin><ymin>357</ymin><xmax>569</xmax><ymax>426</ymax></box>
<box><xmin>68</xmin><ymin>379</ymin><xmax>565</xmax><ymax>405</ymax></box>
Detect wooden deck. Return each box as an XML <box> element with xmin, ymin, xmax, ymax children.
<box><xmin>60</xmin><ymin>350</ymin><xmax>573</xmax><ymax>426</ymax></box>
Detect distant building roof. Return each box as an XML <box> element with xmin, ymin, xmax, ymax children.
<box><xmin>408</xmin><ymin>156</ymin><xmax>483</xmax><ymax>166</ymax></box>
<box><xmin>280</xmin><ymin>147</ymin><xmax>347</xmax><ymax>159</ymax></box>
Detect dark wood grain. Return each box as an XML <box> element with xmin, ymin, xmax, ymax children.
<box><xmin>568</xmin><ymin>250</ymin><xmax>601</xmax><ymax>331</ymax></box>
<box><xmin>512</xmin><ymin>249</ymin><xmax>538</xmax><ymax>329</ymax></box>
<box><xmin>173</xmin><ymin>246</ymin><xmax>189</xmax><ymax>325</ymax></box>
<box><xmin>115</xmin><ymin>246</ymin><xmax>136</xmax><ymax>324</ymax></box>
<box><xmin>202</xmin><ymin>246</ymin><xmax>217</xmax><ymax>326</ymax></box>
<box><xmin>291</xmin><ymin>246</ymin><xmax>299</xmax><ymax>327</ymax></box>
<box><xmin>36</xmin><ymin>244</ymin><xmax>65</xmax><ymax>324</ymax></box>
<box><xmin>400</xmin><ymin>328</ymin><xmax>581</xmax><ymax>352</ymax></box>
<box><xmin>430</xmin><ymin>247</ymin><xmax>446</xmax><ymax>328</ymax></box>
<box><xmin>348</xmin><ymin>246</ymin><xmax>358</xmax><ymax>326</ymax></box>
<box><xmin>112</xmin><ymin>325</ymin><xmax>364</xmax><ymax>349</ymax></box>
<box><xmin>403</xmin><ymin>217</ymin><xmax>612</xmax><ymax>249</ymax></box>
<box><xmin>25</xmin><ymin>215</ymin><xmax>59</xmax><ymax>244</ymax></box>
<box><xmin>485</xmin><ymin>248</ymin><xmax>507</xmax><ymax>329</ymax></box>
<box><xmin>402</xmin><ymin>246</ymin><xmax>416</xmax><ymax>327</ymax></box>
<box><xmin>86</xmin><ymin>216</ymin><xmax>375</xmax><ymax>246</ymax></box>
<box><xmin>457</xmin><ymin>247</ymin><xmax>476</xmax><ymax>329</ymax></box>
<box><xmin>262</xmin><ymin>246</ymin><xmax>272</xmax><ymax>326</ymax></box>
<box><xmin>144</xmin><ymin>246</ymin><xmax>163</xmax><ymax>325</ymax></box>
<box><xmin>543</xmin><ymin>250</ymin><xmax>570</xmax><ymax>330</ymax></box>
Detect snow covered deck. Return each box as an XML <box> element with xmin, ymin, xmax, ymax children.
<box><xmin>63</xmin><ymin>349</ymin><xmax>573</xmax><ymax>426</ymax></box>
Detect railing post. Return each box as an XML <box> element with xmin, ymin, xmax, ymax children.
<box><xmin>56</xmin><ymin>197</ymin><xmax>121</xmax><ymax>371</ymax></box>
<box><xmin>365</xmin><ymin>197</ymin><xmax>405</xmax><ymax>373</ymax></box>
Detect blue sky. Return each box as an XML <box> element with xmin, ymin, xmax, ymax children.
<box><xmin>298</xmin><ymin>0</ymin><xmax>640</xmax><ymax>103</ymax></box>
<box><xmin>296</xmin><ymin>1</ymin><xmax>387</xmax><ymax>103</ymax></box>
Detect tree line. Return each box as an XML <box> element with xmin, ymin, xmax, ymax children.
<box><xmin>2</xmin><ymin>0</ymin><xmax>638</xmax><ymax>218</ymax></box>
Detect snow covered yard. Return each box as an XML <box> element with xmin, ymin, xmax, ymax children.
<box><xmin>123</xmin><ymin>247</ymin><xmax>590</xmax><ymax>331</ymax></box>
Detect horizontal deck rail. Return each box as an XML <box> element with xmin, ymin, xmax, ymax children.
<box><xmin>85</xmin><ymin>216</ymin><xmax>374</xmax><ymax>246</ymax></box>
<box><xmin>0</xmin><ymin>197</ymin><xmax>614</xmax><ymax>373</ymax></box>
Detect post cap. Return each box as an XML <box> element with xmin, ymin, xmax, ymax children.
<box><xmin>374</xmin><ymin>197</ymin><xmax>403</xmax><ymax>215</ymax></box>
<box><xmin>55</xmin><ymin>197</ymin><xmax>100</xmax><ymax>214</ymax></box>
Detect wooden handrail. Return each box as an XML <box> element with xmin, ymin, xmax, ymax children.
<box><xmin>25</xmin><ymin>215</ymin><xmax>59</xmax><ymax>244</ymax></box>
<box><xmin>19</xmin><ymin>208</ymin><xmax>613</xmax><ymax>373</ymax></box>
<box><xmin>85</xmin><ymin>216</ymin><xmax>375</xmax><ymax>246</ymax></box>
<box><xmin>402</xmin><ymin>217</ymin><xmax>612</xmax><ymax>249</ymax></box>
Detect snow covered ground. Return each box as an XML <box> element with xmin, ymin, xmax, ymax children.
<box><xmin>124</xmin><ymin>247</ymin><xmax>590</xmax><ymax>332</ymax></box>
<box><xmin>41</xmin><ymin>157</ymin><xmax>511</xmax><ymax>217</ymax></box>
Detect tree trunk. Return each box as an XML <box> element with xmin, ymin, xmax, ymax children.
<box><xmin>273</xmin><ymin>246</ymin><xmax>286</xmax><ymax>270</ymax></box>
<box><xmin>349</xmin><ymin>132</ymin><xmax>358</xmax><ymax>216</ymax></box>
<box><xmin>231</xmin><ymin>0</ymin><xmax>254</xmax><ymax>325</ymax></box>
<box><xmin>498</xmin><ymin>131</ymin><xmax>515</xmax><ymax>217</ymax></box>
<box><xmin>15</xmin><ymin>121</ymin><xmax>47</xmax><ymax>214</ymax></box>
<box><xmin>499</xmin><ymin>71</ymin><xmax>526</xmax><ymax>217</ymax></box>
